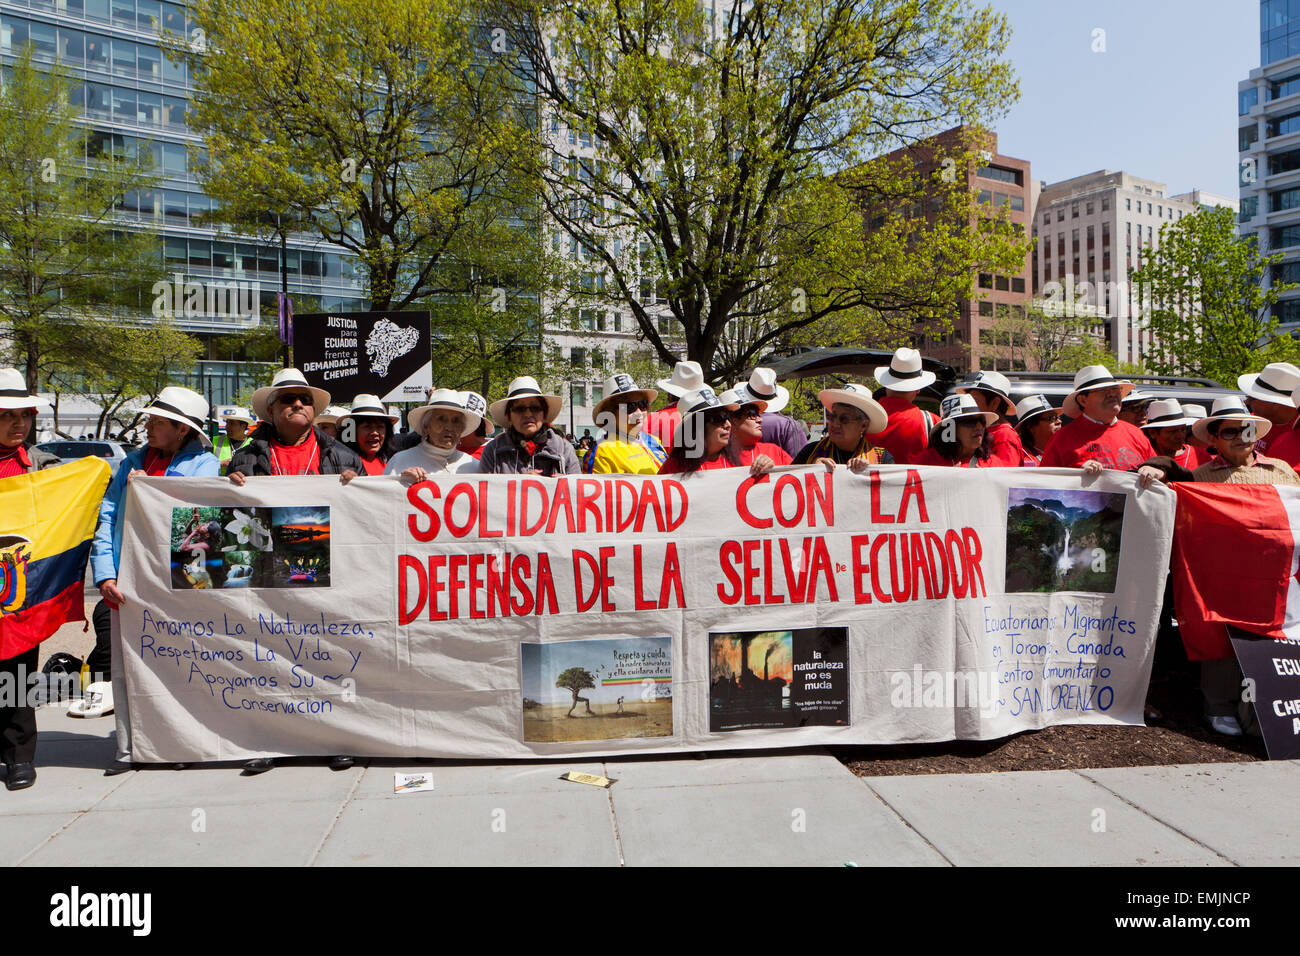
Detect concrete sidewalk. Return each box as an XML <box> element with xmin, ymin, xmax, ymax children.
<box><xmin>2</xmin><ymin>706</ymin><xmax>1296</xmax><ymax>866</ymax></box>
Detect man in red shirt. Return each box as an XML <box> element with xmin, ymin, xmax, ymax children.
<box><xmin>1238</xmin><ymin>362</ymin><xmax>1300</xmax><ymax>458</ymax></box>
<box><xmin>1040</xmin><ymin>365</ymin><xmax>1153</xmax><ymax>472</ymax></box>
<box><xmin>957</xmin><ymin>369</ymin><xmax>1027</xmax><ymax>467</ymax></box>
<box><xmin>1140</xmin><ymin>399</ymin><xmax>1207</xmax><ymax>471</ymax></box>
<box><xmin>872</xmin><ymin>348</ymin><xmax>937</xmax><ymax>464</ymax></box>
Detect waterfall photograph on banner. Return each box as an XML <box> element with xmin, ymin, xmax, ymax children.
<box><xmin>1004</xmin><ymin>488</ymin><xmax>1126</xmax><ymax>594</ymax></box>
<box><xmin>520</xmin><ymin>637</ymin><xmax>673</xmax><ymax>743</ymax></box>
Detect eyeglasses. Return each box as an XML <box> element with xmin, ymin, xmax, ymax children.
<box><xmin>276</xmin><ymin>392</ymin><xmax>315</xmax><ymax>407</ymax></box>
<box><xmin>617</xmin><ymin>399</ymin><xmax>649</xmax><ymax>411</ymax></box>
<box><xmin>732</xmin><ymin>405</ymin><xmax>762</xmax><ymax>420</ymax></box>
<box><xmin>1210</xmin><ymin>426</ymin><xmax>1249</xmax><ymax>441</ymax></box>
<box><xmin>828</xmin><ymin>413</ymin><xmax>865</xmax><ymax>427</ymax></box>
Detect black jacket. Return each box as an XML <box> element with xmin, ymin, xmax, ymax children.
<box><xmin>228</xmin><ymin>425</ymin><xmax>363</xmax><ymax>476</ymax></box>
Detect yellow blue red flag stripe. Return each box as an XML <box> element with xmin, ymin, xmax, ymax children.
<box><xmin>0</xmin><ymin>456</ymin><xmax>111</xmax><ymax>659</ymax></box>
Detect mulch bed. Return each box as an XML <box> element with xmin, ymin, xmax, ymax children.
<box><xmin>837</xmin><ymin>663</ymin><xmax>1267</xmax><ymax>777</ymax></box>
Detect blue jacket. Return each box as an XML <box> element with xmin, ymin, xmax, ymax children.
<box><xmin>90</xmin><ymin>436</ymin><xmax>221</xmax><ymax>584</ymax></box>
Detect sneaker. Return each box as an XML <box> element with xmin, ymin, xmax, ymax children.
<box><xmin>1207</xmin><ymin>715</ymin><xmax>1243</xmax><ymax>736</ymax></box>
<box><xmin>68</xmin><ymin>681</ymin><xmax>114</xmax><ymax>719</ymax></box>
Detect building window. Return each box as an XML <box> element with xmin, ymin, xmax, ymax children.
<box><xmin>995</xmin><ymin>276</ymin><xmax>1009</xmax><ymax>291</ymax></box>
<box><xmin>1241</xmin><ymin>195</ymin><xmax>1259</xmax><ymax>222</ymax></box>
<box><xmin>1009</xmin><ymin>195</ymin><xmax>1024</xmax><ymax>211</ymax></box>
<box><xmin>1267</xmin><ymin>110</ymin><xmax>1300</xmax><ymax>138</ymax></box>
<box><xmin>1125</xmin><ymin>198</ymin><xmax>1131</xmax><ymax>210</ymax></box>
<box><xmin>1056</xmin><ymin>209</ymin><xmax>1064</xmax><ymax>222</ymax></box>
<box><xmin>1011</xmin><ymin>278</ymin><xmax>1025</xmax><ymax>293</ymax></box>
<box><xmin>1043</xmin><ymin>213</ymin><xmax>1050</xmax><ymax>225</ymax></box>
<box><xmin>977</xmin><ymin>164</ymin><xmax>1021</xmax><ymax>185</ymax></box>
<box><xmin>978</xmin><ymin>273</ymin><xmax>993</xmax><ymax>289</ymax></box>
<box><xmin>978</xmin><ymin>301</ymin><xmax>993</xmax><ymax>316</ymax></box>
<box><xmin>1101</xmin><ymin>196</ymin><xmax>1111</xmax><ymax>211</ymax></box>
<box><xmin>1242</xmin><ymin>125</ymin><xmax>1260</xmax><ymax>151</ymax></box>
<box><xmin>1071</xmin><ymin>204</ymin><xmax>1078</xmax><ymax>218</ymax></box>
<box><xmin>1086</xmin><ymin>201</ymin><xmax>1094</xmax><ymax>215</ymax></box>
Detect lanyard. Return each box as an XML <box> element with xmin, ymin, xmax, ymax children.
<box><xmin>268</xmin><ymin>441</ymin><xmax>320</xmax><ymax>476</ymax></box>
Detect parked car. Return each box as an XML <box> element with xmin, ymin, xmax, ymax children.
<box><xmin>35</xmin><ymin>440</ymin><xmax>130</xmax><ymax>477</ymax></box>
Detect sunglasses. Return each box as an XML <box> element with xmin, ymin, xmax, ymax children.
<box><xmin>276</xmin><ymin>392</ymin><xmax>315</xmax><ymax>407</ymax></box>
<box><xmin>617</xmin><ymin>399</ymin><xmax>650</xmax><ymax>411</ymax></box>
<box><xmin>1210</xmin><ymin>425</ymin><xmax>1251</xmax><ymax>441</ymax></box>
<box><xmin>703</xmin><ymin>410</ymin><xmax>731</xmax><ymax>427</ymax></box>
<box><xmin>828</xmin><ymin>412</ymin><xmax>865</xmax><ymax>427</ymax></box>
<box><xmin>510</xmin><ymin>403</ymin><xmax>547</xmax><ymax>416</ymax></box>
<box><xmin>731</xmin><ymin>404</ymin><xmax>762</xmax><ymax>420</ymax></box>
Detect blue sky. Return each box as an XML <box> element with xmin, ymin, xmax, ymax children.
<box><xmin>984</xmin><ymin>0</ymin><xmax>1258</xmax><ymax>197</ymax></box>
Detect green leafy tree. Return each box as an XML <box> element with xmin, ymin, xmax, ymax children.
<box><xmin>555</xmin><ymin>666</ymin><xmax>595</xmax><ymax>717</ymax></box>
<box><xmin>492</xmin><ymin>0</ymin><xmax>1021</xmax><ymax>384</ymax></box>
<box><xmin>1130</xmin><ymin>205</ymin><xmax>1300</xmax><ymax>384</ymax></box>
<box><xmin>0</xmin><ymin>46</ymin><xmax>161</xmax><ymax>394</ymax></box>
<box><xmin>176</xmin><ymin>0</ymin><xmax>543</xmax><ymax>312</ymax></box>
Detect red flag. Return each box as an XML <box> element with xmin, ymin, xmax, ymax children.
<box><xmin>1171</xmin><ymin>482</ymin><xmax>1300</xmax><ymax>659</ymax></box>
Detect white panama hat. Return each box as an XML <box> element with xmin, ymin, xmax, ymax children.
<box><xmin>408</xmin><ymin>389</ymin><xmax>483</xmax><ymax>438</ymax></box>
<box><xmin>1013</xmin><ymin>393</ymin><xmax>1059</xmax><ymax>426</ymax></box>
<box><xmin>251</xmin><ymin>368</ymin><xmax>331</xmax><ymax>421</ymax></box>
<box><xmin>731</xmin><ymin>367</ymin><xmax>789</xmax><ymax>414</ymax></box>
<box><xmin>0</xmin><ymin>368</ymin><xmax>52</xmax><ymax>414</ymax></box>
<box><xmin>488</xmin><ymin>376</ymin><xmax>563</xmax><ymax>428</ymax></box>
<box><xmin>873</xmin><ymin>348</ymin><xmax>937</xmax><ymax>392</ymax></box>
<box><xmin>1239</xmin><ymin>362</ymin><xmax>1300</xmax><ymax>407</ymax></box>
<box><xmin>1140</xmin><ymin>399</ymin><xmax>1196</xmax><ymax>430</ymax></box>
<box><xmin>1062</xmin><ymin>366</ymin><xmax>1134</xmax><ymax>419</ymax></box>
<box><xmin>930</xmin><ymin>393</ymin><xmax>997</xmax><ymax>443</ymax></box>
<box><xmin>341</xmin><ymin>394</ymin><xmax>400</xmax><ymax>424</ymax></box>
<box><xmin>593</xmin><ymin>372</ymin><xmax>658</xmax><ymax>421</ymax></box>
<box><xmin>1191</xmin><ymin>396</ymin><xmax>1272</xmax><ymax>444</ymax></box>
<box><xmin>140</xmin><ymin>386</ymin><xmax>212</xmax><ymax>447</ymax></box>
<box><xmin>818</xmin><ymin>383</ymin><xmax>888</xmax><ymax>434</ymax></box>
<box><xmin>957</xmin><ymin>370</ymin><xmax>1016</xmax><ymax>417</ymax></box>
<box><xmin>656</xmin><ymin>361</ymin><xmax>705</xmax><ymax>398</ymax></box>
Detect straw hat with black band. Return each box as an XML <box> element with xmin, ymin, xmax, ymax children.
<box><xmin>929</xmin><ymin>393</ymin><xmax>997</xmax><ymax>443</ymax></box>
<box><xmin>313</xmin><ymin>406</ymin><xmax>347</xmax><ymax>428</ymax></box>
<box><xmin>672</xmin><ymin>386</ymin><xmax>737</xmax><ymax>446</ymax></box>
<box><xmin>1013</xmin><ymin>394</ymin><xmax>1058</xmax><ymax>427</ymax></box>
<box><xmin>1239</xmin><ymin>362</ymin><xmax>1300</xmax><ymax>408</ymax></box>
<box><xmin>956</xmin><ymin>370</ymin><xmax>1016</xmax><ymax>418</ymax></box>
<box><xmin>1140</xmin><ymin>399</ymin><xmax>1196</xmax><ymax>431</ymax></box>
<box><xmin>251</xmin><ymin>368</ymin><xmax>330</xmax><ymax>422</ymax></box>
<box><xmin>140</xmin><ymin>387</ymin><xmax>212</xmax><ymax>448</ymax></box>
<box><xmin>731</xmin><ymin>368</ymin><xmax>789</xmax><ymax>414</ymax></box>
<box><xmin>488</xmin><ymin>376</ymin><xmax>563</xmax><ymax>428</ymax></box>
<box><xmin>873</xmin><ymin>348</ymin><xmax>937</xmax><ymax>392</ymax></box>
<box><xmin>341</xmin><ymin>394</ymin><xmax>400</xmax><ymax>424</ymax></box>
<box><xmin>1191</xmin><ymin>397</ymin><xmax>1272</xmax><ymax>445</ymax></box>
<box><xmin>0</xmin><ymin>368</ymin><xmax>52</xmax><ymax>414</ymax></box>
<box><xmin>593</xmin><ymin>372</ymin><xmax>658</xmax><ymax>422</ymax></box>
<box><xmin>1062</xmin><ymin>365</ymin><xmax>1134</xmax><ymax>419</ymax></box>
<box><xmin>408</xmin><ymin>389</ymin><xmax>483</xmax><ymax>438</ymax></box>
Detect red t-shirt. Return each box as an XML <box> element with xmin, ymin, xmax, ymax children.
<box><xmin>913</xmin><ymin>447</ymin><xmax>983</xmax><ymax>468</ymax></box>
<box><xmin>1171</xmin><ymin>444</ymin><xmax>1210</xmax><ymax>471</ymax></box>
<box><xmin>643</xmin><ymin>407</ymin><xmax>681</xmax><ymax>450</ymax></box>
<box><xmin>734</xmin><ymin>441</ymin><xmax>792</xmax><ymax>467</ymax></box>
<box><xmin>658</xmin><ymin>451</ymin><xmax>735</xmax><ymax>474</ymax></box>
<box><xmin>874</xmin><ymin>396</ymin><xmax>935</xmax><ymax>465</ymax></box>
<box><xmin>142</xmin><ymin>448</ymin><xmax>173</xmax><ymax>476</ymax></box>
<box><xmin>985</xmin><ymin>420</ymin><xmax>1029</xmax><ymax>468</ymax></box>
<box><xmin>0</xmin><ymin>445</ymin><xmax>30</xmax><ymax>480</ymax></box>
<box><xmin>1039</xmin><ymin>417</ymin><xmax>1153</xmax><ymax>470</ymax></box>
<box><xmin>269</xmin><ymin>431</ymin><xmax>321</xmax><ymax>475</ymax></box>
<box><xmin>1263</xmin><ymin>424</ymin><xmax>1300</xmax><ymax>468</ymax></box>
<box><xmin>358</xmin><ymin>455</ymin><xmax>386</xmax><ymax>476</ymax></box>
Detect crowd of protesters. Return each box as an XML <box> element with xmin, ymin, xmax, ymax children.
<box><xmin>7</xmin><ymin>349</ymin><xmax>1300</xmax><ymax>788</ymax></box>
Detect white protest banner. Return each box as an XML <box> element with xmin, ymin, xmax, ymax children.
<box><xmin>112</xmin><ymin>466</ymin><xmax>1175</xmax><ymax>763</ymax></box>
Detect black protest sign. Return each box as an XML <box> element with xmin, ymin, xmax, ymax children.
<box><xmin>293</xmin><ymin>310</ymin><xmax>431</xmax><ymax>403</ymax></box>
<box><xmin>1228</xmin><ymin>625</ymin><xmax>1300</xmax><ymax>759</ymax></box>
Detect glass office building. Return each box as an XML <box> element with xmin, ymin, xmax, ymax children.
<box><xmin>0</xmin><ymin>0</ymin><xmax>367</xmax><ymax>404</ymax></box>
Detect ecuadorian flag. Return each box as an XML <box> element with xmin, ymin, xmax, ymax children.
<box><xmin>0</xmin><ymin>456</ymin><xmax>110</xmax><ymax>659</ymax></box>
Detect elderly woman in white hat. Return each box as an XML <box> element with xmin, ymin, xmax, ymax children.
<box><xmin>1040</xmin><ymin>365</ymin><xmax>1153</xmax><ymax>473</ymax></box>
<box><xmin>1013</xmin><ymin>394</ymin><xmax>1061</xmax><ymax>465</ymax></box>
<box><xmin>338</xmin><ymin>395</ymin><xmax>400</xmax><ymax>479</ymax></box>
<box><xmin>0</xmin><ymin>371</ymin><xmax>63</xmax><ymax>789</ymax></box>
<box><xmin>86</xmin><ymin>386</ymin><xmax>221</xmax><ymax>727</ymax></box>
<box><xmin>478</xmin><ymin>376</ymin><xmax>580</xmax><ymax>476</ymax></box>
<box><xmin>228</xmin><ymin>368</ymin><xmax>362</xmax><ymax>485</ymax></box>
<box><xmin>872</xmin><ymin>347</ymin><xmax>939</xmax><ymax>465</ymax></box>
<box><xmin>957</xmin><ymin>370</ymin><xmax>1028</xmax><ymax>467</ymax></box>
<box><xmin>724</xmin><ymin>384</ymin><xmax>792</xmax><ymax>468</ymax></box>
<box><xmin>793</xmin><ymin>383</ymin><xmax>891</xmax><ymax>466</ymax></box>
<box><xmin>385</xmin><ymin>390</ymin><xmax>483</xmax><ymax>480</ymax></box>
<box><xmin>914</xmin><ymin>394</ymin><xmax>997</xmax><ymax>468</ymax></box>
<box><xmin>584</xmin><ymin>373</ymin><xmax>666</xmax><ymax>475</ymax></box>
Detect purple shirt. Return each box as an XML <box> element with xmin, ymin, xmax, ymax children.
<box><xmin>759</xmin><ymin>413</ymin><xmax>808</xmax><ymax>460</ymax></box>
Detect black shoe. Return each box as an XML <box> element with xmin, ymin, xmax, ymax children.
<box><xmin>242</xmin><ymin>758</ymin><xmax>275</xmax><ymax>775</ymax></box>
<box><xmin>5</xmin><ymin>763</ymin><xmax>35</xmax><ymax>791</ymax></box>
<box><xmin>329</xmin><ymin>755</ymin><xmax>354</xmax><ymax>771</ymax></box>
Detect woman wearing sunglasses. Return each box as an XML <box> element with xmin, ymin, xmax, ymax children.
<box><xmin>658</xmin><ymin>387</ymin><xmax>776</xmax><ymax>476</ymax></box>
<box><xmin>477</xmin><ymin>376</ymin><xmax>581</xmax><ymax>476</ymax></box>
<box><xmin>725</xmin><ymin>381</ymin><xmax>792</xmax><ymax>468</ymax></box>
<box><xmin>584</xmin><ymin>374</ymin><xmax>666</xmax><ymax>475</ymax></box>
<box><xmin>793</xmin><ymin>383</ymin><xmax>893</xmax><ymax>466</ymax></box>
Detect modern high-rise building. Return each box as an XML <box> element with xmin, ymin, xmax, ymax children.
<box><xmin>1033</xmin><ymin>171</ymin><xmax>1210</xmax><ymax>366</ymax></box>
<box><xmin>0</xmin><ymin>0</ymin><xmax>368</xmax><ymax>413</ymax></box>
<box><xmin>1238</xmin><ymin>0</ymin><xmax>1300</xmax><ymax>334</ymax></box>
